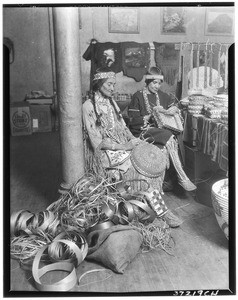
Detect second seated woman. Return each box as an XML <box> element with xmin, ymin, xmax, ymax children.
<box><xmin>83</xmin><ymin>67</ymin><xmax>182</xmax><ymax>228</ymax></box>
<box><xmin>128</xmin><ymin>66</ymin><xmax>196</xmax><ymax>192</ymax></box>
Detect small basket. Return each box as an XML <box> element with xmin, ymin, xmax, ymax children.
<box><xmin>211</xmin><ymin>178</ymin><xmax>229</xmax><ymax>239</ymax></box>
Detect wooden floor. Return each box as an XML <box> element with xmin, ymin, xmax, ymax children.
<box><xmin>8</xmin><ymin>132</ymin><xmax>229</xmax><ymax>294</ymax></box>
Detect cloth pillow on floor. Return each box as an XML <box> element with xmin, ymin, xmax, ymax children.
<box><xmin>86</xmin><ymin>225</ymin><xmax>143</xmax><ymax>274</ymax></box>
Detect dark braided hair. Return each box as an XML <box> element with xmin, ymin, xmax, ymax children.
<box><xmin>91</xmin><ymin>68</ymin><xmax>122</xmax><ymax>126</ymax></box>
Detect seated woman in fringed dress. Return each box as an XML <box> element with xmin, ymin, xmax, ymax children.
<box><xmin>82</xmin><ymin>67</ymin><xmax>182</xmax><ymax>228</ymax></box>
<box><xmin>128</xmin><ymin>66</ymin><xmax>196</xmax><ymax>192</ymax></box>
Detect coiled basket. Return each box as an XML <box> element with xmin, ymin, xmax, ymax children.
<box><xmin>211</xmin><ymin>178</ymin><xmax>229</xmax><ymax>239</ymax></box>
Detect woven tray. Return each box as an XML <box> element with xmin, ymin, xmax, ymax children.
<box><xmin>153</xmin><ymin>108</ymin><xmax>183</xmax><ymax>133</ymax></box>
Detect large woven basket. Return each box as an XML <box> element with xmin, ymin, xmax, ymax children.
<box><xmin>131</xmin><ymin>142</ymin><xmax>166</xmax><ymax>178</ymax></box>
<box><xmin>211</xmin><ymin>178</ymin><xmax>228</xmax><ymax>239</ymax></box>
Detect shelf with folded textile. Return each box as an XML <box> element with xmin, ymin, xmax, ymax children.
<box><xmin>182</xmin><ymin>95</ymin><xmax>228</xmax><ymax>207</ymax></box>
<box><xmin>183</xmin><ymin>112</ymin><xmax>228</xmax><ymax>172</ymax></box>
<box><xmin>178</xmin><ymin>40</ymin><xmax>230</xmax><ymax>182</ymax></box>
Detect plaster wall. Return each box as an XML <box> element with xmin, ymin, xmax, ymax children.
<box><xmin>3</xmin><ymin>7</ymin><xmax>53</xmax><ymax>102</ymax></box>
<box><xmin>3</xmin><ymin>6</ymin><xmax>234</xmax><ymax>102</ymax></box>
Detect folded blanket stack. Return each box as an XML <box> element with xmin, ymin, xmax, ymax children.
<box><xmin>187</xmin><ymin>95</ymin><xmax>207</xmax><ymax>115</ymax></box>
<box><xmin>213</xmin><ymin>94</ymin><xmax>228</xmax><ymax>108</ymax></box>
<box><xmin>205</xmin><ymin>107</ymin><xmax>223</xmax><ymax>119</ymax></box>
<box><xmin>203</xmin><ymin>94</ymin><xmax>228</xmax><ymax>120</ymax></box>
<box><xmin>220</xmin><ymin>108</ymin><xmax>228</xmax><ymax>125</ymax></box>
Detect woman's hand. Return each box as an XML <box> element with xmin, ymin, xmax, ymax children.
<box><xmin>143</xmin><ymin>114</ymin><xmax>151</xmax><ymax>122</ymax></box>
<box><xmin>130</xmin><ymin>138</ymin><xmax>141</xmax><ymax>147</ymax></box>
<box><xmin>165</xmin><ymin>106</ymin><xmax>179</xmax><ymax>115</ymax></box>
<box><xmin>154</xmin><ymin>105</ymin><xmax>166</xmax><ymax>113</ymax></box>
<box><xmin>123</xmin><ymin>139</ymin><xmax>141</xmax><ymax>151</ymax></box>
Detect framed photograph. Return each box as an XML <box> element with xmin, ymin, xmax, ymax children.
<box><xmin>108</xmin><ymin>7</ymin><xmax>140</xmax><ymax>33</ymax></box>
<box><xmin>205</xmin><ymin>7</ymin><xmax>234</xmax><ymax>36</ymax></box>
<box><xmin>161</xmin><ymin>7</ymin><xmax>186</xmax><ymax>34</ymax></box>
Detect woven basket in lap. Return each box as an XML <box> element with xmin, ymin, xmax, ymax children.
<box><xmin>131</xmin><ymin>142</ymin><xmax>166</xmax><ymax>178</ymax></box>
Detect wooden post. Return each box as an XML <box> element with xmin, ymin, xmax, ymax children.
<box><xmin>52</xmin><ymin>7</ymin><xmax>84</xmax><ymax>192</ymax></box>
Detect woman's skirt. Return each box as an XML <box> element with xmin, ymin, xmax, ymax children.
<box><xmin>142</xmin><ymin>127</ymin><xmax>173</xmax><ymax>148</ymax></box>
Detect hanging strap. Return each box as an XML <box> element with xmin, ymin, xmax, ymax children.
<box><xmin>204</xmin><ymin>43</ymin><xmax>208</xmax><ymax>89</ymax></box>
<box><xmin>224</xmin><ymin>45</ymin><xmax>229</xmax><ymax>90</ymax></box>
<box><xmin>217</xmin><ymin>44</ymin><xmax>222</xmax><ymax>88</ymax></box>
<box><xmin>190</xmin><ymin>43</ymin><xmax>194</xmax><ymax>88</ymax></box>
<box><xmin>196</xmin><ymin>43</ymin><xmax>200</xmax><ymax>88</ymax></box>
<box><xmin>209</xmin><ymin>44</ymin><xmax>213</xmax><ymax>86</ymax></box>
<box><xmin>178</xmin><ymin>42</ymin><xmax>183</xmax><ymax>82</ymax></box>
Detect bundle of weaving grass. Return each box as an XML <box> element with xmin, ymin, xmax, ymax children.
<box><xmin>11</xmin><ymin>231</ymin><xmax>51</xmax><ymax>263</ymax></box>
<box><xmin>46</xmin><ymin>173</ymin><xmax>174</xmax><ymax>254</ymax></box>
<box><xmin>130</xmin><ymin>218</ymin><xmax>174</xmax><ymax>255</ymax></box>
<box><xmin>47</xmin><ymin>173</ymin><xmax>122</xmax><ymax>233</ymax></box>
<box><xmin>11</xmin><ymin>172</ymin><xmax>174</xmax><ymax>271</ymax></box>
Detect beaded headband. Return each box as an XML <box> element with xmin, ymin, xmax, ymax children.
<box><xmin>145</xmin><ymin>74</ymin><xmax>164</xmax><ymax>80</ymax></box>
<box><xmin>93</xmin><ymin>71</ymin><xmax>116</xmax><ymax>81</ymax></box>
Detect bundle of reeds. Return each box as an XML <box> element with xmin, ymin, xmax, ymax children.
<box><xmin>11</xmin><ymin>173</ymin><xmax>174</xmax><ymax>269</ymax></box>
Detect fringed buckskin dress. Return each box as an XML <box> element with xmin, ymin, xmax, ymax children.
<box><xmin>82</xmin><ymin>91</ymin><xmax>170</xmax><ymax>217</ymax></box>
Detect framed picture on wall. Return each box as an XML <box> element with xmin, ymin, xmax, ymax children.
<box><xmin>161</xmin><ymin>7</ymin><xmax>186</xmax><ymax>34</ymax></box>
<box><xmin>108</xmin><ymin>7</ymin><xmax>140</xmax><ymax>33</ymax></box>
<box><xmin>205</xmin><ymin>7</ymin><xmax>234</xmax><ymax>36</ymax></box>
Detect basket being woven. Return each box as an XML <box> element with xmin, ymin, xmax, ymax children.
<box><xmin>152</xmin><ymin>107</ymin><xmax>183</xmax><ymax>133</ymax></box>
<box><xmin>211</xmin><ymin>178</ymin><xmax>228</xmax><ymax>239</ymax></box>
<box><xmin>131</xmin><ymin>142</ymin><xmax>166</xmax><ymax>178</ymax></box>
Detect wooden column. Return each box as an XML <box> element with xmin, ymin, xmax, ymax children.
<box><xmin>52</xmin><ymin>7</ymin><xmax>84</xmax><ymax>192</ymax></box>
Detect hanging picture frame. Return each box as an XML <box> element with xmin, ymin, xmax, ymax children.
<box><xmin>108</xmin><ymin>7</ymin><xmax>140</xmax><ymax>34</ymax></box>
<box><xmin>205</xmin><ymin>7</ymin><xmax>234</xmax><ymax>36</ymax></box>
<box><xmin>161</xmin><ymin>7</ymin><xmax>186</xmax><ymax>34</ymax></box>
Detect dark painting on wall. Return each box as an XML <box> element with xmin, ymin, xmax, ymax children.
<box><xmin>124</xmin><ymin>47</ymin><xmax>146</xmax><ymax>68</ymax></box>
